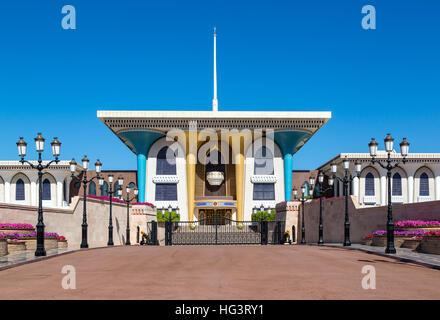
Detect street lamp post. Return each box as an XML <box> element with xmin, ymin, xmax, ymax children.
<box><xmin>70</xmin><ymin>157</ymin><xmax>102</xmax><ymax>249</ymax></box>
<box><xmin>106</xmin><ymin>175</ymin><xmax>124</xmax><ymax>246</ymax></box>
<box><xmin>316</xmin><ymin>172</ymin><xmax>335</xmax><ymax>245</ymax></box>
<box><xmin>368</xmin><ymin>134</ymin><xmax>409</xmax><ymax>254</ymax></box>
<box><xmin>118</xmin><ymin>185</ymin><xmax>138</xmax><ymax>245</ymax></box>
<box><xmin>16</xmin><ymin>134</ymin><xmax>61</xmax><ymax>257</ymax></box>
<box><xmin>294</xmin><ymin>176</ymin><xmax>314</xmax><ymax>244</ymax></box>
<box><xmin>331</xmin><ymin>157</ymin><xmax>362</xmax><ymax>246</ymax></box>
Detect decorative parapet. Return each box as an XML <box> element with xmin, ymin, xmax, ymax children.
<box><xmin>131</xmin><ymin>204</ymin><xmax>156</xmax><ymax>216</ymax></box>
<box><xmin>152</xmin><ymin>175</ymin><xmax>179</xmax><ymax>184</ymax></box>
<box><xmin>250</xmin><ymin>175</ymin><xmax>277</xmax><ymax>184</ymax></box>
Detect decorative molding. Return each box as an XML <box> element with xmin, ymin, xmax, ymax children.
<box><xmin>250</xmin><ymin>175</ymin><xmax>277</xmax><ymax>184</ymax></box>
<box><xmin>391</xmin><ymin>196</ymin><xmax>404</xmax><ymax>204</ymax></box>
<box><xmin>363</xmin><ymin>196</ymin><xmax>377</xmax><ymax>205</ymax></box>
<box><xmin>418</xmin><ymin>196</ymin><xmax>432</xmax><ymax>203</ymax></box>
<box><xmin>152</xmin><ymin>175</ymin><xmax>179</xmax><ymax>184</ymax></box>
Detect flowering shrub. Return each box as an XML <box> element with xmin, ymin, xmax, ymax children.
<box><xmin>395</xmin><ymin>220</ymin><xmax>440</xmax><ymax>228</ymax></box>
<box><xmin>425</xmin><ymin>230</ymin><xmax>440</xmax><ymax>237</ymax></box>
<box><xmin>57</xmin><ymin>235</ymin><xmax>66</xmax><ymax>241</ymax></box>
<box><xmin>0</xmin><ymin>232</ymin><xmax>59</xmax><ymax>239</ymax></box>
<box><xmin>0</xmin><ymin>223</ymin><xmax>34</xmax><ymax>230</ymax></box>
<box><xmin>364</xmin><ymin>235</ymin><xmax>373</xmax><ymax>240</ymax></box>
<box><xmin>373</xmin><ymin>230</ymin><xmax>427</xmax><ymax>237</ymax></box>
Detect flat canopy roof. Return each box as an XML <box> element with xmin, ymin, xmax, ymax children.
<box><xmin>98</xmin><ymin>110</ymin><xmax>331</xmax><ymax>120</ymax></box>
<box><xmin>97</xmin><ymin>109</ymin><xmax>332</xmax><ymax>155</ymax></box>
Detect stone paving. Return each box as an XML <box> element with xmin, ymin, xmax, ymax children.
<box><xmin>0</xmin><ymin>245</ymin><xmax>439</xmax><ymax>300</ymax></box>
<box><xmin>323</xmin><ymin>243</ymin><xmax>440</xmax><ymax>268</ymax></box>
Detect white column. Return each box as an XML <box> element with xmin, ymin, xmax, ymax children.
<box><xmin>435</xmin><ymin>173</ymin><xmax>440</xmax><ymax>201</ymax></box>
<box><xmin>352</xmin><ymin>176</ymin><xmax>359</xmax><ymax>202</ymax></box>
<box><xmin>56</xmin><ymin>179</ymin><xmax>63</xmax><ymax>207</ymax></box>
<box><xmin>31</xmin><ymin>180</ymin><xmax>37</xmax><ymax>206</ymax></box>
<box><xmin>408</xmin><ymin>175</ymin><xmax>414</xmax><ymax>203</ymax></box>
<box><xmin>66</xmin><ymin>178</ymin><xmax>71</xmax><ymax>204</ymax></box>
<box><xmin>380</xmin><ymin>173</ymin><xmax>386</xmax><ymax>206</ymax></box>
<box><xmin>4</xmin><ymin>180</ymin><xmax>10</xmax><ymax>203</ymax></box>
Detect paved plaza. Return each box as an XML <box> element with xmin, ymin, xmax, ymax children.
<box><xmin>0</xmin><ymin>245</ymin><xmax>439</xmax><ymax>300</ymax></box>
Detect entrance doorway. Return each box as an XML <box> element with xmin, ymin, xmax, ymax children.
<box><xmin>199</xmin><ymin>209</ymin><xmax>232</xmax><ymax>225</ymax></box>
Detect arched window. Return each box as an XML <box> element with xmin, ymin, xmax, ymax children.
<box><xmin>304</xmin><ymin>182</ymin><xmax>310</xmax><ymax>197</ymax></box>
<box><xmin>16</xmin><ymin>179</ymin><xmax>25</xmax><ymax>201</ymax></box>
<box><xmin>420</xmin><ymin>173</ymin><xmax>429</xmax><ymax>196</ymax></box>
<box><xmin>254</xmin><ymin>146</ymin><xmax>274</xmax><ymax>175</ymax></box>
<box><xmin>392</xmin><ymin>173</ymin><xmax>402</xmax><ymax>196</ymax></box>
<box><xmin>89</xmin><ymin>181</ymin><xmax>97</xmax><ymax>196</ymax></box>
<box><xmin>365</xmin><ymin>173</ymin><xmax>375</xmax><ymax>196</ymax></box>
<box><xmin>42</xmin><ymin>179</ymin><xmax>51</xmax><ymax>200</ymax></box>
<box><xmin>114</xmin><ymin>182</ymin><xmax>120</xmax><ymax>195</ymax></box>
<box><xmin>101</xmin><ymin>181</ymin><xmax>109</xmax><ymax>197</ymax></box>
<box><xmin>156</xmin><ymin>147</ymin><xmax>176</xmax><ymax>175</ymax></box>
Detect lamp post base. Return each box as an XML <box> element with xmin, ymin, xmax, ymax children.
<box><xmin>35</xmin><ymin>249</ymin><xmax>46</xmax><ymax>257</ymax></box>
<box><xmin>385</xmin><ymin>247</ymin><xmax>396</xmax><ymax>254</ymax></box>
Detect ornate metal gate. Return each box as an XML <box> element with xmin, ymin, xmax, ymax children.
<box><xmin>165</xmin><ymin>213</ymin><xmax>285</xmax><ymax>246</ymax></box>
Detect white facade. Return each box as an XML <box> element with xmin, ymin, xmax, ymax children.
<box><xmin>318</xmin><ymin>152</ymin><xmax>440</xmax><ymax>207</ymax></box>
<box><xmin>0</xmin><ymin>161</ymin><xmax>78</xmax><ymax>208</ymax></box>
<box><xmin>143</xmin><ymin>137</ymin><xmax>286</xmax><ymax>220</ymax></box>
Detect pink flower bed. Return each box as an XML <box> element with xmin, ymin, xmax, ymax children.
<box><xmin>0</xmin><ymin>223</ymin><xmax>34</xmax><ymax>230</ymax></box>
<box><xmin>395</xmin><ymin>220</ymin><xmax>440</xmax><ymax>228</ymax></box>
<box><xmin>0</xmin><ymin>232</ymin><xmax>59</xmax><ymax>239</ymax></box>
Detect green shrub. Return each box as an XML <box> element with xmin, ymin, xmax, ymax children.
<box><xmin>251</xmin><ymin>209</ymin><xmax>276</xmax><ymax>222</ymax></box>
<box><xmin>157</xmin><ymin>210</ymin><xmax>180</xmax><ymax>222</ymax></box>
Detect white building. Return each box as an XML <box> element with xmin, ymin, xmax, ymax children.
<box><xmin>318</xmin><ymin>152</ymin><xmax>440</xmax><ymax>206</ymax></box>
<box><xmin>0</xmin><ymin>161</ymin><xmax>77</xmax><ymax>208</ymax></box>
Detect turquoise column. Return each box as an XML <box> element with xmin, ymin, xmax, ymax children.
<box><xmin>274</xmin><ymin>130</ymin><xmax>312</xmax><ymax>202</ymax></box>
<box><xmin>284</xmin><ymin>153</ymin><xmax>293</xmax><ymax>201</ymax></box>
<box><xmin>137</xmin><ymin>153</ymin><xmax>147</xmax><ymax>203</ymax></box>
<box><xmin>118</xmin><ymin>130</ymin><xmax>165</xmax><ymax>204</ymax></box>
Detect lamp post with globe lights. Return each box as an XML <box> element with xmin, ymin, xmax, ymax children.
<box><xmin>118</xmin><ymin>185</ymin><xmax>138</xmax><ymax>245</ymax></box>
<box><xmin>16</xmin><ymin>133</ymin><xmax>61</xmax><ymax>257</ymax></box>
<box><xmin>330</xmin><ymin>157</ymin><xmax>362</xmax><ymax>246</ymax></box>
<box><xmin>316</xmin><ymin>172</ymin><xmax>335</xmax><ymax>245</ymax></box>
<box><xmin>103</xmin><ymin>175</ymin><xmax>124</xmax><ymax>246</ymax></box>
<box><xmin>293</xmin><ymin>175</ymin><xmax>314</xmax><ymax>244</ymax></box>
<box><xmin>70</xmin><ymin>157</ymin><xmax>102</xmax><ymax>249</ymax></box>
<box><xmin>368</xmin><ymin>134</ymin><xmax>410</xmax><ymax>254</ymax></box>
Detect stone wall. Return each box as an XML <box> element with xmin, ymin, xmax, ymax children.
<box><xmin>0</xmin><ymin>197</ymin><xmax>156</xmax><ymax>249</ymax></box>
<box><xmin>299</xmin><ymin>196</ymin><xmax>440</xmax><ymax>243</ymax></box>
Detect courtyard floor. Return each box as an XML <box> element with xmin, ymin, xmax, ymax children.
<box><xmin>0</xmin><ymin>245</ymin><xmax>439</xmax><ymax>300</ymax></box>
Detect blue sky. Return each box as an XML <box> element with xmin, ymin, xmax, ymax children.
<box><xmin>0</xmin><ymin>0</ymin><xmax>439</xmax><ymax>170</ymax></box>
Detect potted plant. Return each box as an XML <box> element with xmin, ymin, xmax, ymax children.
<box><xmin>0</xmin><ymin>235</ymin><xmax>7</xmax><ymax>256</ymax></box>
<box><xmin>45</xmin><ymin>232</ymin><xmax>59</xmax><ymax>250</ymax></box>
<box><xmin>284</xmin><ymin>230</ymin><xmax>291</xmax><ymax>244</ymax></box>
<box><xmin>420</xmin><ymin>230</ymin><xmax>440</xmax><ymax>254</ymax></box>
<box><xmin>401</xmin><ymin>236</ymin><xmax>423</xmax><ymax>250</ymax></box>
<box><xmin>7</xmin><ymin>239</ymin><xmax>26</xmax><ymax>252</ymax></box>
<box><xmin>363</xmin><ymin>235</ymin><xmax>373</xmax><ymax>246</ymax></box>
<box><xmin>57</xmin><ymin>235</ymin><xmax>68</xmax><ymax>249</ymax></box>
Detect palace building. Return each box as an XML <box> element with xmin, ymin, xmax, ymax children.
<box><xmin>97</xmin><ymin>30</ymin><xmax>331</xmax><ymax>223</ymax></box>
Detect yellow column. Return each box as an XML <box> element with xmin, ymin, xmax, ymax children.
<box><xmin>235</xmin><ymin>151</ymin><xmax>244</xmax><ymax>222</ymax></box>
<box><xmin>186</xmin><ymin>129</ymin><xmax>198</xmax><ymax>222</ymax></box>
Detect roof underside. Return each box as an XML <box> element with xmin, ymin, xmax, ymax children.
<box><xmin>97</xmin><ymin>110</ymin><xmax>332</xmax><ymax>155</ymax></box>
